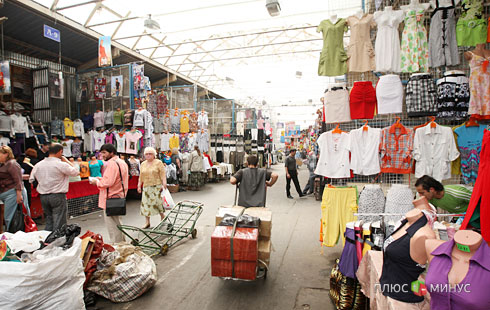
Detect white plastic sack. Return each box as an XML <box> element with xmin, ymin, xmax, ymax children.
<box><xmin>0</xmin><ymin>237</ymin><xmax>85</xmax><ymax>310</ymax></box>
<box><xmin>1</xmin><ymin>230</ymin><xmax>51</xmax><ymax>253</ymax></box>
<box><xmin>161</xmin><ymin>188</ymin><xmax>175</xmax><ymax>210</ymax></box>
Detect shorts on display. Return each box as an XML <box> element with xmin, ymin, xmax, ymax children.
<box><xmin>376</xmin><ymin>74</ymin><xmax>403</xmax><ymax>115</ymax></box>
<box><xmin>456</xmin><ymin>19</ymin><xmax>488</xmax><ymax>47</ymax></box>
<box><xmin>324</xmin><ymin>87</ymin><xmax>351</xmax><ymax>124</ymax></box>
<box><xmin>406</xmin><ymin>74</ymin><xmax>438</xmax><ymax>117</ymax></box>
<box><xmin>349</xmin><ymin>81</ymin><xmax>376</xmax><ymax>120</ymax></box>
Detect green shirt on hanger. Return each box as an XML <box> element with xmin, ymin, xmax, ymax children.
<box><xmin>317</xmin><ymin>18</ymin><xmax>348</xmax><ymax>77</ymax></box>
<box><xmin>113</xmin><ymin>110</ymin><xmax>125</xmax><ymax>126</ymax></box>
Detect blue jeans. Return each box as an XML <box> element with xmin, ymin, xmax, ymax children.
<box><xmin>0</xmin><ymin>188</ymin><xmax>18</xmax><ymax>231</ymax></box>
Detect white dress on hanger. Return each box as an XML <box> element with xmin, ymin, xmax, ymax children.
<box><xmin>373</xmin><ymin>9</ymin><xmax>405</xmax><ymax>72</ymax></box>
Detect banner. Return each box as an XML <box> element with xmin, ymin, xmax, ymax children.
<box><xmin>98</xmin><ymin>36</ymin><xmax>112</xmax><ymax>67</ymax></box>
<box><xmin>111</xmin><ymin>75</ymin><xmax>122</xmax><ymax>97</ymax></box>
<box><xmin>0</xmin><ymin>61</ymin><xmax>11</xmax><ymax>95</ymax></box>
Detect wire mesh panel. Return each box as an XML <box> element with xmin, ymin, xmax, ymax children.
<box><xmin>198</xmin><ymin>99</ymin><xmax>234</xmax><ymax>135</ymax></box>
<box><xmin>67</xmin><ymin>194</ymin><xmax>100</xmax><ymax>218</ymax></box>
<box><xmin>321</xmin><ymin>0</ymin><xmax>490</xmax><ymax>194</ymax></box>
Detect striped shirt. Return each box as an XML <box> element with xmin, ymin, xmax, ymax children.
<box><xmin>429</xmin><ymin>185</ymin><xmax>473</xmax><ymax>213</ymax></box>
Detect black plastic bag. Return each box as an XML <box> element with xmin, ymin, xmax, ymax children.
<box><xmin>43</xmin><ymin>224</ymin><xmax>81</xmax><ymax>249</ymax></box>
<box><xmin>219</xmin><ymin>214</ymin><xmax>260</xmax><ymax>228</ymax></box>
<box><xmin>7</xmin><ymin>204</ymin><xmax>25</xmax><ymax>233</ymax></box>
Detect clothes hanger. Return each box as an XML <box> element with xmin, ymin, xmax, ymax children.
<box><xmin>393</xmin><ymin>117</ymin><xmax>404</xmax><ymax>129</ymax></box>
<box><xmin>429</xmin><ymin>116</ymin><xmax>437</xmax><ymax>128</ymax></box>
<box><xmin>332</xmin><ymin>123</ymin><xmax>345</xmax><ymax>134</ymax></box>
<box><xmin>466</xmin><ymin>115</ymin><xmax>479</xmax><ymax>127</ymax></box>
<box><xmin>363</xmin><ymin>120</ymin><xmax>369</xmax><ymax>132</ymax></box>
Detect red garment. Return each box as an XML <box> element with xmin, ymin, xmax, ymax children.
<box><xmin>349</xmin><ymin>81</ymin><xmax>376</xmax><ymax>119</ymax></box>
<box><xmin>461</xmin><ymin>129</ymin><xmax>490</xmax><ymax>242</ymax></box>
<box><xmin>204</xmin><ymin>154</ymin><xmax>213</xmax><ymax>167</ymax></box>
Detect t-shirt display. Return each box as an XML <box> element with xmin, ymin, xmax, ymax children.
<box><xmin>115</xmin><ymin>133</ymin><xmax>126</xmax><ymax>153</ymax></box>
<box><xmin>349</xmin><ymin>127</ymin><xmax>381</xmax><ymax>176</ymax></box>
<box><xmin>61</xmin><ymin>139</ymin><xmax>73</xmax><ymax>157</ymax></box>
<box><xmin>125</xmin><ymin>131</ymin><xmax>143</xmax><ymax>154</ymax></box>
<box><xmin>454</xmin><ymin>124</ymin><xmax>485</xmax><ymax>183</ymax></box>
<box><xmin>314</xmin><ymin>131</ymin><xmax>351</xmax><ymax>178</ymax></box>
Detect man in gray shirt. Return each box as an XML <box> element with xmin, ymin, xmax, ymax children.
<box><xmin>285</xmin><ymin>149</ymin><xmax>304</xmax><ymax>199</ymax></box>
<box><xmin>230</xmin><ymin>155</ymin><xmax>278</xmax><ymax>207</ymax></box>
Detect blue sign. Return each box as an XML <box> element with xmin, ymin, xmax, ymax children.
<box><xmin>43</xmin><ymin>25</ymin><xmax>60</xmax><ymax>42</ymax></box>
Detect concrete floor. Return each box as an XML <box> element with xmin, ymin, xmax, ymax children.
<box><xmin>71</xmin><ymin>165</ymin><xmax>341</xmax><ymax>310</ymax></box>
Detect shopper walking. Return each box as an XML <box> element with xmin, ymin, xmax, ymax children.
<box><xmin>230</xmin><ymin>155</ymin><xmax>278</xmax><ymax>207</ymax></box>
<box><xmin>29</xmin><ymin>144</ymin><xmax>79</xmax><ymax>231</ymax></box>
<box><xmin>171</xmin><ymin>148</ymin><xmax>182</xmax><ymax>182</ymax></box>
<box><xmin>89</xmin><ymin>144</ymin><xmax>128</xmax><ymax>243</ymax></box>
<box><xmin>302</xmin><ymin>151</ymin><xmax>318</xmax><ymax>196</ymax></box>
<box><xmin>189</xmin><ymin>145</ymin><xmax>204</xmax><ymax>190</ymax></box>
<box><xmin>285</xmin><ymin>149</ymin><xmax>304</xmax><ymax>199</ymax></box>
<box><xmin>138</xmin><ymin>147</ymin><xmax>166</xmax><ymax>229</ymax></box>
<box><xmin>19</xmin><ymin>148</ymin><xmax>39</xmax><ymax>208</ymax></box>
<box><xmin>0</xmin><ymin>146</ymin><xmax>23</xmax><ymax>231</ymax></box>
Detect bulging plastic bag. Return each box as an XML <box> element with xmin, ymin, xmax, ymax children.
<box><xmin>0</xmin><ymin>237</ymin><xmax>85</xmax><ymax>310</ymax></box>
<box><xmin>161</xmin><ymin>188</ymin><xmax>175</xmax><ymax>211</ymax></box>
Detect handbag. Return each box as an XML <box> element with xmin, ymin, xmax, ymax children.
<box><xmin>7</xmin><ymin>204</ymin><xmax>25</xmax><ymax>233</ymax></box>
<box><xmin>22</xmin><ymin>203</ymin><xmax>38</xmax><ymax>232</ymax></box>
<box><xmin>105</xmin><ymin>162</ymin><xmax>127</xmax><ymax>216</ymax></box>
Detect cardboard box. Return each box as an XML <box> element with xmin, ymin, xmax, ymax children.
<box><xmin>216</xmin><ymin>206</ymin><xmax>272</xmax><ymax>240</ymax></box>
<box><xmin>258</xmin><ymin>239</ymin><xmax>271</xmax><ymax>265</ymax></box>
<box><xmin>211</xmin><ymin>226</ymin><xmax>259</xmax><ymax>261</ymax></box>
<box><xmin>211</xmin><ymin>259</ymin><xmax>257</xmax><ymax>280</ymax></box>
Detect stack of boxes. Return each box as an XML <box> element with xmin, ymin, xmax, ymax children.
<box><xmin>211</xmin><ymin>206</ymin><xmax>272</xmax><ymax>280</ymax></box>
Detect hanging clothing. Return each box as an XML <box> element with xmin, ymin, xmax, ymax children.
<box><xmin>468</xmin><ymin>52</ymin><xmax>490</xmax><ymax>117</ymax></box>
<box><xmin>163</xmin><ymin>115</ymin><xmax>171</xmax><ymax>132</ymax></box>
<box><xmin>349</xmin><ymin>81</ymin><xmax>376</xmax><ymax>120</ymax></box>
<box><xmin>113</xmin><ymin>110</ymin><xmax>125</xmax><ymax>126</ymax></box>
<box><xmin>63</xmin><ymin>118</ymin><xmax>74</xmax><ymax>137</ymax></box>
<box><xmin>429</xmin><ymin>0</ymin><xmax>459</xmax><ymax>67</ymax></box>
<box><xmin>171</xmin><ymin>112</ymin><xmax>180</xmax><ymax>133</ymax></box>
<box><xmin>93</xmin><ymin>111</ymin><xmax>105</xmax><ymax>128</ymax></box>
<box><xmin>189</xmin><ymin>113</ymin><xmax>198</xmax><ymax>132</ymax></box>
<box><xmin>338</xmin><ymin>227</ymin><xmax>359</xmax><ymax>279</ymax></box>
<box><xmin>61</xmin><ymin>139</ymin><xmax>73</xmax><ymax>157</ymax></box>
<box><xmin>104</xmin><ymin>111</ymin><xmax>114</xmax><ymax>125</ymax></box>
<box><xmin>426</xmin><ymin>239</ymin><xmax>490</xmax><ymax>310</ymax></box>
<box><xmin>197</xmin><ymin>112</ymin><xmax>209</xmax><ymax>129</ymax></box>
<box><xmin>400</xmin><ymin>8</ymin><xmax>429</xmax><ymax>73</ymax></box>
<box><xmin>73</xmin><ymin>119</ymin><xmax>84</xmax><ymax>137</ymax></box>
<box><xmin>373</xmin><ymin>9</ymin><xmax>404</xmax><ymax>72</ymax></box>
<box><xmin>379</xmin><ymin>215</ymin><xmax>428</xmax><ymax>303</ymax></box>
<box><xmin>198</xmin><ymin>130</ymin><xmax>209</xmax><ymax>153</ymax></box>
<box><xmin>346</xmin><ymin>14</ymin><xmax>375</xmax><ymax>72</ymax></box>
<box><xmin>324</xmin><ymin>87</ymin><xmax>351</xmax><ymax>123</ymax></box>
<box><xmin>413</xmin><ymin>123</ymin><xmax>460</xmax><ymax>181</ymax></box>
<box><xmin>317</xmin><ymin>18</ymin><xmax>348</xmax><ymax>76</ymax></box>
<box><xmin>133</xmin><ymin>109</ymin><xmax>146</xmax><ymax>127</ymax></box>
<box><xmin>349</xmin><ymin>127</ymin><xmax>381</xmax><ymax>176</ymax></box>
<box><xmin>115</xmin><ymin>133</ymin><xmax>126</xmax><ymax>154</ymax></box>
<box><xmin>71</xmin><ymin>141</ymin><xmax>82</xmax><ymax>158</ymax></box>
<box><xmin>180</xmin><ymin>116</ymin><xmax>190</xmax><ymax>133</ymax></box>
<box><xmin>436</xmin><ymin>72</ymin><xmax>470</xmax><ymax>120</ymax></box>
<box><xmin>376</xmin><ymin>74</ymin><xmax>403</xmax><ymax>114</ymax></box>
<box><xmin>379</xmin><ymin>125</ymin><xmax>414</xmax><ymax>174</ymax></box>
<box><xmin>160</xmin><ymin>133</ymin><xmax>171</xmax><ymax>151</ymax></box>
<box><xmin>169</xmin><ymin>134</ymin><xmax>180</xmax><ymax>150</ymax></box>
<box><xmin>461</xmin><ymin>129</ymin><xmax>490</xmax><ymax>241</ymax></box>
<box><xmin>384</xmin><ymin>184</ymin><xmax>414</xmax><ymax>222</ymax></box>
<box><xmin>82</xmin><ymin>114</ymin><xmax>94</xmax><ymax>131</ymax></box>
<box><xmin>92</xmin><ymin>131</ymin><xmax>106</xmax><ymax>151</ymax></box>
<box><xmin>314</xmin><ymin>131</ymin><xmax>351</xmax><ymax>178</ymax></box>
<box><xmin>456</xmin><ymin>0</ymin><xmax>487</xmax><ymax>47</ymax></box>
<box><xmin>125</xmin><ymin>131</ymin><xmax>143</xmax><ymax>154</ymax></box>
<box><xmin>50</xmin><ymin>118</ymin><xmax>64</xmax><ymax>138</ymax></box>
<box><xmin>358</xmin><ymin>185</ymin><xmax>385</xmax><ymax>222</ymax></box>
<box><xmin>454</xmin><ymin>124</ymin><xmax>485</xmax><ymax>184</ymax></box>
<box><xmin>321</xmin><ymin>187</ymin><xmax>357</xmax><ymax>247</ymax></box>
<box><xmin>406</xmin><ymin>74</ymin><xmax>438</xmax><ymax>117</ymax></box>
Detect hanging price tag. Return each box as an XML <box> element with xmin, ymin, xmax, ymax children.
<box><xmin>456</xmin><ymin>243</ymin><xmax>471</xmax><ymax>252</ymax></box>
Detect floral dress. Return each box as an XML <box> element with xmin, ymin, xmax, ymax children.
<box><xmin>400</xmin><ymin>8</ymin><xmax>429</xmax><ymax>73</ymax></box>
<box><xmin>468</xmin><ymin>52</ymin><xmax>490</xmax><ymax>116</ymax></box>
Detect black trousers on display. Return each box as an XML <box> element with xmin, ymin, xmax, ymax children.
<box><xmin>286</xmin><ymin>169</ymin><xmax>302</xmax><ymax>197</ymax></box>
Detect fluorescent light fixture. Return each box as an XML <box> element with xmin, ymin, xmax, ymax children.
<box><xmin>266</xmin><ymin>0</ymin><xmax>281</xmax><ymax>17</ymax></box>
<box><xmin>144</xmin><ymin>15</ymin><xmax>160</xmax><ymax>30</ymax></box>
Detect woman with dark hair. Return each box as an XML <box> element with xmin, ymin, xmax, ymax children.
<box><xmin>18</xmin><ymin>149</ymin><xmax>38</xmax><ymax>208</ymax></box>
<box><xmin>188</xmin><ymin>145</ymin><xmax>204</xmax><ymax>190</ymax></box>
<box><xmin>0</xmin><ymin>146</ymin><xmax>23</xmax><ymax>231</ymax></box>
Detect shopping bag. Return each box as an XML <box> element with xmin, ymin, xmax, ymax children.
<box><xmin>7</xmin><ymin>204</ymin><xmax>25</xmax><ymax>233</ymax></box>
<box><xmin>22</xmin><ymin>203</ymin><xmax>38</xmax><ymax>233</ymax></box>
<box><xmin>161</xmin><ymin>188</ymin><xmax>175</xmax><ymax>211</ymax></box>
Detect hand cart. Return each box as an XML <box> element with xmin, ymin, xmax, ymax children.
<box><xmin>117</xmin><ymin>200</ymin><xmax>203</xmax><ymax>256</ymax></box>
<box><xmin>213</xmin><ymin>186</ymin><xmax>269</xmax><ymax>281</ymax></box>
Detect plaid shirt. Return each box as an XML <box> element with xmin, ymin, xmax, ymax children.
<box><xmin>406</xmin><ymin>74</ymin><xmax>438</xmax><ymax>117</ymax></box>
<box><xmin>380</xmin><ymin>125</ymin><xmax>414</xmax><ymax>174</ymax></box>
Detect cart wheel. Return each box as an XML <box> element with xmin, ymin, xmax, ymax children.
<box><xmin>160</xmin><ymin>244</ymin><xmax>169</xmax><ymax>256</ymax></box>
<box><xmin>131</xmin><ymin>239</ymin><xmax>139</xmax><ymax>246</ymax></box>
<box><xmin>191</xmin><ymin>229</ymin><xmax>197</xmax><ymax>239</ymax></box>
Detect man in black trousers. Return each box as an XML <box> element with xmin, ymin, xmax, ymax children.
<box><xmin>285</xmin><ymin>149</ymin><xmax>304</xmax><ymax>199</ymax></box>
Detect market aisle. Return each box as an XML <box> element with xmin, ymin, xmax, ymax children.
<box><xmin>75</xmin><ymin>165</ymin><xmax>340</xmax><ymax>310</ymax></box>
